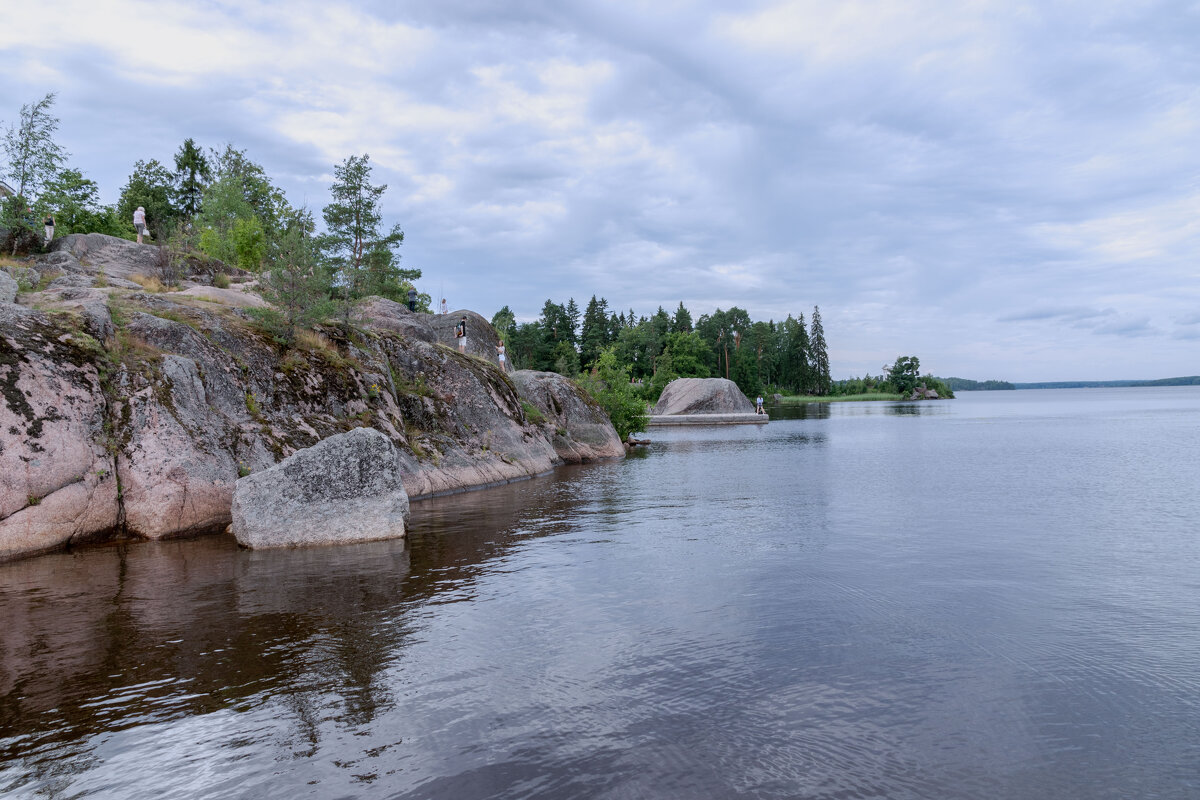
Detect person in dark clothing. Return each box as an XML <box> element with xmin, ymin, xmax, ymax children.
<box><xmin>407</xmin><ymin>287</ymin><xmax>418</xmax><ymax>311</ymax></box>
<box><xmin>455</xmin><ymin>316</ymin><xmax>467</xmax><ymax>353</ymax></box>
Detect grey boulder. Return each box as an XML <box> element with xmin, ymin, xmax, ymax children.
<box><xmin>653</xmin><ymin>377</ymin><xmax>754</xmax><ymax>415</ymax></box>
<box><xmin>0</xmin><ymin>271</ymin><xmax>16</xmax><ymax>304</ymax></box>
<box><xmin>231</xmin><ymin>427</ymin><xmax>410</xmax><ymax>549</ymax></box>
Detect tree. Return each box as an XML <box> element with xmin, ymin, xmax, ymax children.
<box><xmin>671</xmin><ymin>301</ymin><xmax>692</xmax><ymax>333</ymax></box>
<box><xmin>2</xmin><ymin>92</ymin><xmax>67</xmax><ymax>200</ymax></box>
<box><xmin>576</xmin><ymin>346</ymin><xmax>648</xmax><ymax>441</ymax></box>
<box><xmin>580</xmin><ymin>295</ymin><xmax>612</xmax><ymax>370</ymax></box>
<box><xmin>886</xmin><ymin>355</ymin><xmax>921</xmax><ymax>396</ymax></box>
<box><xmin>117</xmin><ymin>159</ymin><xmax>178</xmax><ymax>239</ymax></box>
<box><xmin>809</xmin><ymin>305</ymin><xmax>831</xmax><ymax>395</ymax></box>
<box><xmin>195</xmin><ymin>145</ymin><xmax>290</xmax><ymax>268</ymax></box>
<box><xmin>256</xmin><ymin>210</ymin><xmax>333</xmax><ymax>347</ymax></box>
<box><xmin>40</xmin><ymin>167</ymin><xmax>127</xmax><ymax>237</ymax></box>
<box><xmin>491</xmin><ymin>306</ymin><xmax>516</xmax><ymax>341</ymax></box>
<box><xmin>173</xmin><ymin>138</ymin><xmax>210</xmax><ymax>218</ymax></box>
<box><xmin>319</xmin><ymin>153</ymin><xmax>417</xmax><ymax>321</ymax></box>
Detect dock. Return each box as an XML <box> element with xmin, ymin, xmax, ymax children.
<box><xmin>646</xmin><ymin>413</ymin><xmax>769</xmax><ymax>426</ymax></box>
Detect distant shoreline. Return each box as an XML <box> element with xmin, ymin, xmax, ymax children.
<box><xmin>944</xmin><ymin>376</ymin><xmax>1200</xmax><ymax>391</ymax></box>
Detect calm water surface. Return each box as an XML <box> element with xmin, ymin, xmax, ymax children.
<box><xmin>2</xmin><ymin>387</ymin><xmax>1198</xmax><ymax>799</ymax></box>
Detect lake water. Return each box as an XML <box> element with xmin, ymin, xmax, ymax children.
<box><xmin>1</xmin><ymin>387</ymin><xmax>1198</xmax><ymax>799</ymax></box>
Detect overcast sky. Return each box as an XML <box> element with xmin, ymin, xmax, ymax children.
<box><xmin>5</xmin><ymin>1</ymin><xmax>1199</xmax><ymax>381</ymax></box>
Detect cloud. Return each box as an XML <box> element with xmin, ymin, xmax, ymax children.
<box><xmin>5</xmin><ymin>0</ymin><xmax>1200</xmax><ymax>380</ymax></box>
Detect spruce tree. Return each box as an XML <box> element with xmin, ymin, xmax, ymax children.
<box><xmin>173</xmin><ymin>138</ymin><xmax>210</xmax><ymax>218</ymax></box>
<box><xmin>809</xmin><ymin>305</ymin><xmax>831</xmax><ymax>395</ymax></box>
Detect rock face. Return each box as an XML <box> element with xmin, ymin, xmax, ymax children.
<box><xmin>49</xmin><ymin>233</ymin><xmax>161</xmax><ymax>281</ymax></box>
<box><xmin>510</xmin><ymin>370</ymin><xmax>625</xmax><ymax>462</ymax></box>
<box><xmin>0</xmin><ymin>304</ymin><xmax>120</xmax><ymax>561</ymax></box>
<box><xmin>231</xmin><ymin>427</ymin><xmax>409</xmax><ymax>548</ymax></box>
<box><xmin>1</xmin><ymin>274</ymin><xmax>623</xmax><ymax>562</ymax></box>
<box><xmin>430</xmin><ymin>310</ymin><xmax>503</xmax><ymax>366</ymax></box>
<box><xmin>653</xmin><ymin>378</ymin><xmax>755</xmax><ymax>415</ymax></box>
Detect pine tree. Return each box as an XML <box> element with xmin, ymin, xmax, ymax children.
<box><xmin>318</xmin><ymin>154</ymin><xmax>418</xmax><ymax>325</ymax></box>
<box><xmin>809</xmin><ymin>305</ymin><xmax>831</xmax><ymax>395</ymax></box>
<box><xmin>257</xmin><ymin>210</ymin><xmax>332</xmax><ymax>347</ymax></box>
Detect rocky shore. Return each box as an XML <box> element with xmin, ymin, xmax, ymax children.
<box><xmin>1</xmin><ymin>234</ymin><xmax>624</xmax><ymax>563</ymax></box>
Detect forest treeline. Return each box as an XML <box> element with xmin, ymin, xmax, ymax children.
<box><xmin>491</xmin><ymin>298</ymin><xmax>831</xmax><ymax>401</ymax></box>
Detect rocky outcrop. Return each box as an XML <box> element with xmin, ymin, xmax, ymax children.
<box><xmin>0</xmin><ymin>304</ymin><xmax>119</xmax><ymax>561</ymax></box>
<box><xmin>1</xmin><ymin>279</ymin><xmax>622</xmax><ymax>562</ymax></box>
<box><xmin>355</xmin><ymin>297</ymin><xmax>437</xmax><ymax>343</ymax></box>
<box><xmin>510</xmin><ymin>370</ymin><xmax>625</xmax><ymax>462</ymax></box>
<box><xmin>232</xmin><ymin>427</ymin><xmax>410</xmax><ymax>548</ymax></box>
<box><xmin>49</xmin><ymin>233</ymin><xmax>161</xmax><ymax>281</ymax></box>
<box><xmin>653</xmin><ymin>377</ymin><xmax>755</xmax><ymax>415</ymax></box>
<box><xmin>430</xmin><ymin>310</ymin><xmax>503</xmax><ymax>366</ymax></box>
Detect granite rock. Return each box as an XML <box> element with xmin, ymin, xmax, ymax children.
<box><xmin>652</xmin><ymin>377</ymin><xmax>755</xmax><ymax>415</ymax></box>
<box><xmin>231</xmin><ymin>427</ymin><xmax>410</xmax><ymax>548</ymax></box>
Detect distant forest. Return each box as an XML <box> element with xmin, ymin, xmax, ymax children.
<box><xmin>942</xmin><ymin>378</ymin><xmax>1016</xmax><ymax>391</ymax></box>
<box><xmin>1012</xmin><ymin>376</ymin><xmax>1200</xmax><ymax>389</ymax></box>
<box><xmin>942</xmin><ymin>376</ymin><xmax>1200</xmax><ymax>390</ymax></box>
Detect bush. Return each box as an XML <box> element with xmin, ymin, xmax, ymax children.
<box><xmin>576</xmin><ymin>346</ymin><xmax>648</xmax><ymax>440</ymax></box>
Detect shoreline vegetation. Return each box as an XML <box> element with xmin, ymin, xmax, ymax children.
<box><xmin>776</xmin><ymin>392</ymin><xmax>904</xmax><ymax>403</ymax></box>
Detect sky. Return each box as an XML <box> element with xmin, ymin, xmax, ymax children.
<box><xmin>4</xmin><ymin>0</ymin><xmax>1199</xmax><ymax>382</ymax></box>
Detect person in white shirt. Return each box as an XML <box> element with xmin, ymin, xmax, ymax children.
<box><xmin>133</xmin><ymin>207</ymin><xmax>147</xmax><ymax>244</ymax></box>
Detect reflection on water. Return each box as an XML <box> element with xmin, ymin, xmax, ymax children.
<box><xmin>2</xmin><ymin>388</ymin><xmax>1199</xmax><ymax>799</ymax></box>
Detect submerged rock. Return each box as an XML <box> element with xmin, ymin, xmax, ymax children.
<box><xmin>652</xmin><ymin>377</ymin><xmax>755</xmax><ymax>415</ymax></box>
<box><xmin>232</xmin><ymin>427</ymin><xmax>410</xmax><ymax>549</ymax></box>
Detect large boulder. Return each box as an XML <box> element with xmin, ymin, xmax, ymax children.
<box><xmin>355</xmin><ymin>296</ymin><xmax>437</xmax><ymax>343</ymax></box>
<box><xmin>231</xmin><ymin>427</ymin><xmax>410</xmax><ymax>549</ymax></box>
<box><xmin>653</xmin><ymin>377</ymin><xmax>754</xmax><ymax>415</ymax></box>
<box><xmin>48</xmin><ymin>233</ymin><xmax>160</xmax><ymax>281</ymax></box>
<box><xmin>511</xmin><ymin>370</ymin><xmax>625</xmax><ymax>462</ymax></box>
<box><xmin>430</xmin><ymin>310</ymin><xmax>501</xmax><ymax>365</ymax></box>
<box><xmin>0</xmin><ymin>271</ymin><xmax>17</xmax><ymax>304</ymax></box>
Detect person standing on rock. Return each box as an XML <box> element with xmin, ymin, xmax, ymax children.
<box><xmin>440</xmin><ymin>297</ymin><xmax>448</xmax><ymax>315</ymax></box>
<box><xmin>455</xmin><ymin>315</ymin><xmax>467</xmax><ymax>353</ymax></box>
<box><xmin>756</xmin><ymin>395</ymin><xmax>764</xmax><ymax>414</ymax></box>
<box><xmin>133</xmin><ymin>206</ymin><xmax>147</xmax><ymax>244</ymax></box>
<box><xmin>496</xmin><ymin>341</ymin><xmax>507</xmax><ymax>372</ymax></box>
<box><xmin>407</xmin><ymin>286</ymin><xmax>417</xmax><ymax>312</ymax></box>
<box><xmin>43</xmin><ymin>214</ymin><xmax>54</xmax><ymax>244</ymax></box>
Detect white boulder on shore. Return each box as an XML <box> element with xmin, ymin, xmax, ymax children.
<box><xmin>231</xmin><ymin>427</ymin><xmax>410</xmax><ymax>549</ymax></box>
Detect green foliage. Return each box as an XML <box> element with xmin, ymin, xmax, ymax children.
<box><xmin>173</xmin><ymin>138</ymin><xmax>210</xmax><ymax>218</ymax></box>
<box><xmin>1</xmin><ymin>196</ymin><xmax>42</xmax><ymax>255</ymax></box>
<box><xmin>231</xmin><ymin>216</ymin><xmax>266</xmax><ymax>271</ymax></box>
<box><xmin>117</xmin><ymin>159</ymin><xmax>178</xmax><ymax>239</ymax></box>
<box><xmin>318</xmin><ymin>153</ymin><xmax>418</xmax><ymax>325</ymax></box>
<box><xmin>2</xmin><ymin>92</ymin><xmax>67</xmax><ymax>199</ymax></box>
<box><xmin>576</xmin><ymin>346</ymin><xmax>648</xmax><ymax>441</ymax></box>
<box><xmin>491</xmin><ymin>306</ymin><xmax>516</xmax><ymax>341</ymax></box>
<box><xmin>256</xmin><ymin>211</ymin><xmax>333</xmax><ymax>347</ymax></box>
<box><xmin>885</xmin><ymin>355</ymin><xmax>922</xmax><ymax>396</ymax></box>
<box><xmin>195</xmin><ymin>145</ymin><xmax>291</xmax><ymax>268</ymax></box>
<box><xmin>40</xmin><ymin>167</ymin><xmax>126</xmax><ymax>236</ymax></box>
<box><xmin>519</xmin><ymin>399</ymin><xmax>546</xmax><ymax>425</ymax></box>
